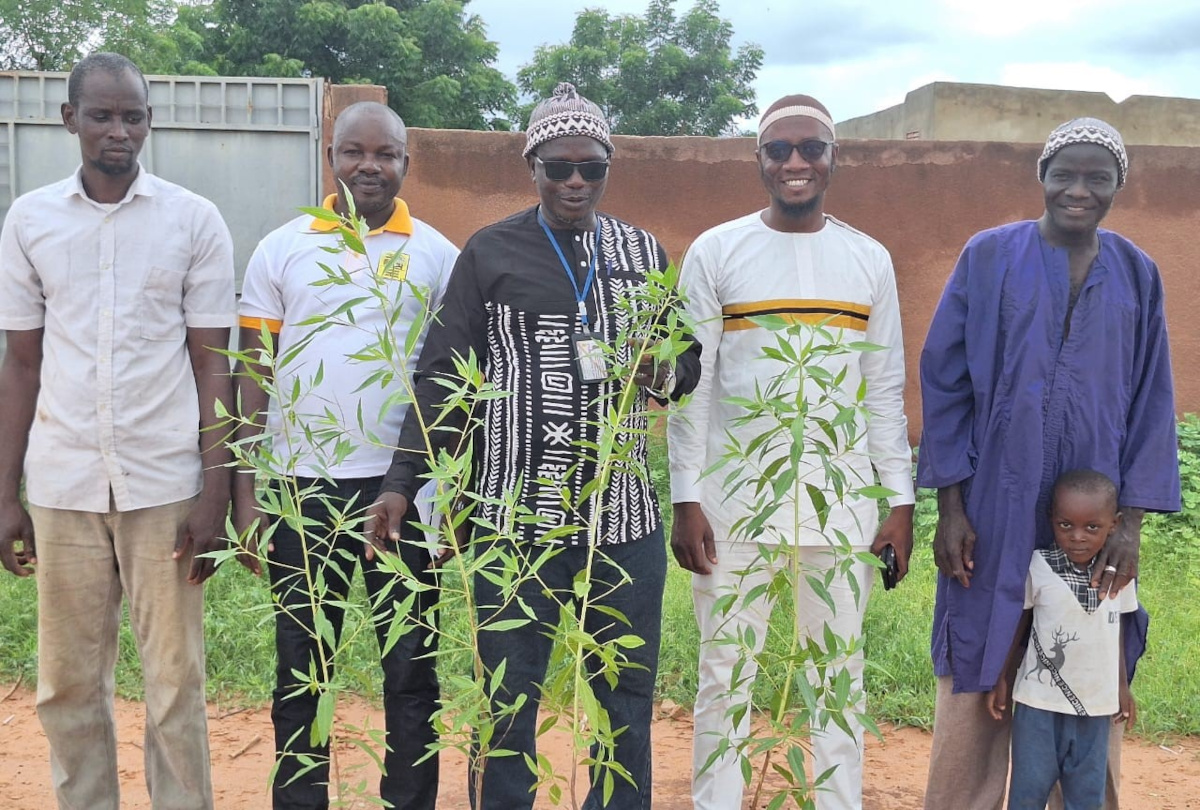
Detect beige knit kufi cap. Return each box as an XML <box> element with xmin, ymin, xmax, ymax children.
<box><xmin>1038</xmin><ymin>117</ymin><xmax>1129</xmax><ymax>188</ymax></box>
<box><xmin>523</xmin><ymin>82</ymin><xmax>614</xmax><ymax>158</ymax></box>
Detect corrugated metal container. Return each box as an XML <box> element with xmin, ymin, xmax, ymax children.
<box><xmin>0</xmin><ymin>72</ymin><xmax>324</xmax><ymax>289</ymax></box>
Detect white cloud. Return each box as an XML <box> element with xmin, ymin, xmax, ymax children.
<box><xmin>999</xmin><ymin>63</ymin><xmax>1164</xmax><ymax>102</ymax></box>
<box><xmin>471</xmin><ymin>0</ymin><xmax>1200</xmax><ymax>128</ymax></box>
<box><xmin>938</xmin><ymin>0</ymin><xmax>1126</xmax><ymax>37</ymax></box>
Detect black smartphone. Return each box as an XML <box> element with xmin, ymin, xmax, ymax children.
<box><xmin>880</xmin><ymin>545</ymin><xmax>898</xmax><ymax>591</ymax></box>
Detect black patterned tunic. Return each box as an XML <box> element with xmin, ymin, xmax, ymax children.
<box><xmin>381</xmin><ymin>206</ymin><xmax>701</xmax><ymax>545</ymax></box>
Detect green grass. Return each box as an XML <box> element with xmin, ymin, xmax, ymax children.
<box><xmin>2</xmin><ymin>417</ymin><xmax>1197</xmax><ymax>738</ymax></box>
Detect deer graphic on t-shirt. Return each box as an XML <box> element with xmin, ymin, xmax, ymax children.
<box><xmin>1027</xmin><ymin>626</ymin><xmax>1079</xmax><ymax>683</ymax></box>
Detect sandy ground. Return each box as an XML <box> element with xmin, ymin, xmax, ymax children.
<box><xmin>2</xmin><ymin>685</ymin><xmax>1199</xmax><ymax>809</ymax></box>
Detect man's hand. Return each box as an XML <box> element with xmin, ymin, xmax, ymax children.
<box><xmin>428</xmin><ymin>503</ymin><xmax>473</xmax><ymax>571</ymax></box>
<box><xmin>364</xmin><ymin>491</ymin><xmax>409</xmax><ymax>562</ymax></box>
<box><xmin>428</xmin><ymin>521</ymin><xmax>466</xmax><ymax>570</ymax></box>
<box><xmin>0</xmin><ymin>330</ymin><xmax>43</xmax><ymax>578</ymax></box>
<box><xmin>933</xmin><ymin>484</ymin><xmax>976</xmax><ymax>588</ymax></box>
<box><xmin>986</xmin><ymin>678</ymin><xmax>1012</xmax><ymax>721</ymax></box>
<box><xmin>231</xmin><ymin>482</ymin><xmax>267</xmax><ymax>577</ymax></box>
<box><xmin>176</xmin><ymin>494</ymin><xmax>229</xmax><ymax>585</ymax></box>
<box><xmin>1093</xmin><ymin>508</ymin><xmax>1141</xmax><ymax>599</ymax></box>
<box><xmin>633</xmin><ymin>355</ymin><xmax>666</xmax><ymax>386</ymax></box>
<box><xmin>0</xmin><ymin>501</ymin><xmax>36</xmax><ymax>577</ymax></box>
<box><xmin>871</xmin><ymin>503</ymin><xmax>914</xmax><ymax>584</ymax></box>
<box><xmin>671</xmin><ymin>502</ymin><xmax>717</xmax><ymax>575</ymax></box>
<box><xmin>630</xmin><ymin>341</ymin><xmax>673</xmax><ymax>397</ymax></box>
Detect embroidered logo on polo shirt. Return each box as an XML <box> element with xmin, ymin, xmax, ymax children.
<box><xmin>377</xmin><ymin>251</ymin><xmax>410</xmax><ymax>282</ymax></box>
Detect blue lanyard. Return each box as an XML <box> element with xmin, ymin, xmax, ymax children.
<box><xmin>538</xmin><ymin>208</ymin><xmax>598</xmax><ymax>328</ymax></box>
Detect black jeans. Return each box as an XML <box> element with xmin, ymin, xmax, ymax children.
<box><xmin>469</xmin><ymin>527</ymin><xmax>666</xmax><ymax>810</ymax></box>
<box><xmin>268</xmin><ymin>476</ymin><xmax>439</xmax><ymax>810</ymax></box>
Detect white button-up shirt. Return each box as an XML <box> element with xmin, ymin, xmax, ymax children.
<box><xmin>0</xmin><ymin>166</ymin><xmax>236</xmax><ymax>512</ymax></box>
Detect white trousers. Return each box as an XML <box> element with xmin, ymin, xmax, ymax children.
<box><xmin>692</xmin><ymin>540</ymin><xmax>874</xmax><ymax>810</ymax></box>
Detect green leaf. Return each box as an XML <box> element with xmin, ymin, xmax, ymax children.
<box><xmin>857</xmin><ymin>485</ymin><xmax>898</xmax><ymax>499</ymax></box>
<box><xmin>314</xmin><ymin>690</ymin><xmax>335</xmax><ymax>746</ymax></box>
<box><xmin>299</xmin><ymin>206</ymin><xmax>342</xmax><ymax>223</ymax></box>
<box><xmin>480</xmin><ymin>618</ymin><xmax>531</xmax><ymax>632</ymax></box>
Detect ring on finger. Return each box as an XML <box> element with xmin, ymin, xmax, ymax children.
<box><xmin>1103</xmin><ymin>564</ymin><xmax>1118</xmax><ymax>573</ymax></box>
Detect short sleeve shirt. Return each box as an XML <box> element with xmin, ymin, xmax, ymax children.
<box><xmin>238</xmin><ymin>197</ymin><xmax>458</xmax><ymax>478</ymax></box>
<box><xmin>1013</xmin><ymin>550</ymin><xmax>1138</xmax><ymax>716</ymax></box>
<box><xmin>0</xmin><ymin>166</ymin><xmax>236</xmax><ymax>512</ymax></box>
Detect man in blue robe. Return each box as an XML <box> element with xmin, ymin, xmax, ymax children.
<box><xmin>917</xmin><ymin>118</ymin><xmax>1180</xmax><ymax>810</ymax></box>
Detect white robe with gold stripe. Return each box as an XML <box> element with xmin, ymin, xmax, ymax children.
<box><xmin>667</xmin><ymin>211</ymin><xmax>915</xmax><ymax>546</ymax></box>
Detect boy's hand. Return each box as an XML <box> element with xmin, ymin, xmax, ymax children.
<box><xmin>986</xmin><ymin>680</ymin><xmax>1011</xmax><ymax>721</ymax></box>
<box><xmin>1116</xmin><ymin>684</ymin><xmax>1137</xmax><ymax>726</ymax></box>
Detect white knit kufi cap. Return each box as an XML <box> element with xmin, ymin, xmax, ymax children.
<box><xmin>523</xmin><ymin>82</ymin><xmax>614</xmax><ymax>158</ymax></box>
<box><xmin>1038</xmin><ymin>117</ymin><xmax>1129</xmax><ymax>188</ymax></box>
<box><xmin>758</xmin><ymin>105</ymin><xmax>837</xmax><ymax>142</ymax></box>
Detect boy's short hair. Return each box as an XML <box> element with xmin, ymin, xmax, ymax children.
<box><xmin>1052</xmin><ymin>469</ymin><xmax>1119</xmax><ymax>510</ymax></box>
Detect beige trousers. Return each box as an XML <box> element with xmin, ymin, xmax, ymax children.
<box><xmin>923</xmin><ymin>676</ymin><xmax>1123</xmax><ymax>810</ymax></box>
<box><xmin>31</xmin><ymin>498</ymin><xmax>213</xmax><ymax>810</ymax></box>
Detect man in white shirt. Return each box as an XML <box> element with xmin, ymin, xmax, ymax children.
<box><xmin>233</xmin><ymin>101</ymin><xmax>458</xmax><ymax>810</ymax></box>
<box><xmin>668</xmin><ymin>94</ymin><xmax>915</xmax><ymax>810</ymax></box>
<box><xmin>0</xmin><ymin>52</ymin><xmax>235</xmax><ymax>809</ymax></box>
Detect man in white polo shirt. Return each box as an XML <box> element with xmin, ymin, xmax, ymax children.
<box><xmin>233</xmin><ymin>101</ymin><xmax>457</xmax><ymax>810</ymax></box>
<box><xmin>0</xmin><ymin>52</ymin><xmax>235</xmax><ymax>809</ymax></box>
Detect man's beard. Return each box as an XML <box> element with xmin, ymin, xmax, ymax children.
<box><xmin>90</xmin><ymin>155</ymin><xmax>136</xmax><ymax>177</ymax></box>
<box><xmin>760</xmin><ymin>165</ymin><xmax>824</xmax><ymax>220</ymax></box>
<box><xmin>775</xmin><ymin>194</ymin><xmax>822</xmax><ymax>219</ymax></box>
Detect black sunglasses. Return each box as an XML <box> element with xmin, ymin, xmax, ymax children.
<box><xmin>535</xmin><ymin>156</ymin><xmax>610</xmax><ymax>182</ymax></box>
<box><xmin>760</xmin><ymin>139</ymin><xmax>835</xmax><ymax>163</ymax></box>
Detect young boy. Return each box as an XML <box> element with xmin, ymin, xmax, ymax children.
<box><xmin>986</xmin><ymin>469</ymin><xmax>1138</xmax><ymax>809</ymax></box>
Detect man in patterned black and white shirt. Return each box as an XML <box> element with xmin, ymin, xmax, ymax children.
<box><xmin>366</xmin><ymin>83</ymin><xmax>701</xmax><ymax>809</ymax></box>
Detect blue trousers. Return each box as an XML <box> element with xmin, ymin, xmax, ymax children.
<box><xmin>1008</xmin><ymin>703</ymin><xmax>1110</xmax><ymax>810</ymax></box>
<box><xmin>469</xmin><ymin>528</ymin><xmax>666</xmax><ymax>809</ymax></box>
<box><xmin>268</xmin><ymin>476</ymin><xmax>439</xmax><ymax>810</ymax></box>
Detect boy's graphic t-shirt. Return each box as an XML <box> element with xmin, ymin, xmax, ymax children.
<box><xmin>1013</xmin><ymin>548</ymin><xmax>1138</xmax><ymax>717</ymax></box>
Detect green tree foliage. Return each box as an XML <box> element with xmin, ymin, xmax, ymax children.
<box><xmin>172</xmin><ymin>0</ymin><xmax>517</xmax><ymax>129</ymax></box>
<box><xmin>0</xmin><ymin>0</ymin><xmax>178</xmax><ymax>71</ymax></box>
<box><xmin>516</xmin><ymin>0</ymin><xmax>763</xmax><ymax>136</ymax></box>
<box><xmin>0</xmin><ymin>0</ymin><xmax>517</xmax><ymax>130</ymax></box>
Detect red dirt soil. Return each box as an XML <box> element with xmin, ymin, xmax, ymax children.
<box><xmin>1</xmin><ymin>687</ymin><xmax>1198</xmax><ymax>809</ymax></box>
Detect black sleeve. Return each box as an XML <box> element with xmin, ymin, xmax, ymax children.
<box><xmin>669</xmin><ymin>333</ymin><xmax>703</xmax><ymax>401</ymax></box>
<box><xmin>657</xmin><ymin>242</ymin><xmax>703</xmax><ymax>403</ymax></box>
<box><xmin>379</xmin><ymin>241</ymin><xmax>488</xmax><ymax>500</ymax></box>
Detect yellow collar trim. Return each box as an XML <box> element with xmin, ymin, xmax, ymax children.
<box><xmin>310</xmin><ymin>194</ymin><xmax>414</xmax><ymax>236</ymax></box>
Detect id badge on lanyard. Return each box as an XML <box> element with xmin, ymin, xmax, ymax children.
<box><xmin>539</xmin><ymin>209</ymin><xmax>608</xmax><ymax>384</ymax></box>
<box><xmin>572</xmin><ymin>330</ymin><xmax>608</xmax><ymax>383</ymax></box>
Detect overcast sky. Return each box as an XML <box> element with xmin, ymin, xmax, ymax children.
<box><xmin>469</xmin><ymin>0</ymin><xmax>1200</xmax><ymax>125</ymax></box>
